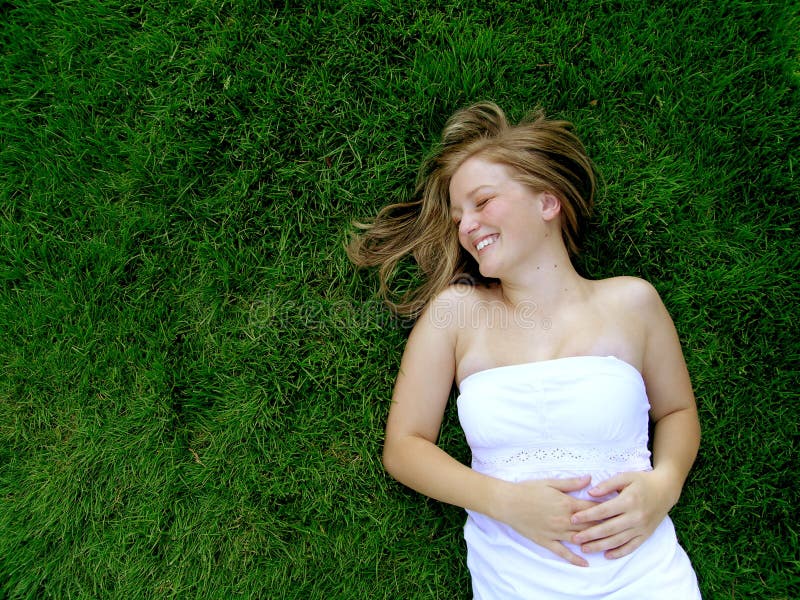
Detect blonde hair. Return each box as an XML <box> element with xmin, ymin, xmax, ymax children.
<box><xmin>347</xmin><ymin>101</ymin><xmax>596</xmax><ymax>319</ymax></box>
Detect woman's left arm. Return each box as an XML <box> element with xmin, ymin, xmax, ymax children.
<box><xmin>570</xmin><ymin>279</ymin><xmax>701</xmax><ymax>558</ymax></box>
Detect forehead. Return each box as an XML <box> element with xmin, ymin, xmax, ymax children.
<box><xmin>449</xmin><ymin>156</ymin><xmax>513</xmax><ymax>207</ymax></box>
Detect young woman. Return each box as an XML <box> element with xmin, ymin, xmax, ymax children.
<box><xmin>349</xmin><ymin>102</ymin><xmax>701</xmax><ymax>598</ymax></box>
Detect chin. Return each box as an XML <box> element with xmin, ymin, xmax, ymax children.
<box><xmin>478</xmin><ymin>262</ymin><xmax>499</xmax><ymax>279</ymax></box>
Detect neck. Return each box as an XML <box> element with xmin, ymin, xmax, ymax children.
<box><xmin>497</xmin><ymin>243</ymin><xmax>586</xmax><ymax>310</ymax></box>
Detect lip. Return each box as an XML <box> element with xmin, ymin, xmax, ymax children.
<box><xmin>473</xmin><ymin>233</ymin><xmax>499</xmax><ymax>253</ymax></box>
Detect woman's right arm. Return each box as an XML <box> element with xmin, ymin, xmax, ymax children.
<box><xmin>382</xmin><ymin>290</ymin><xmax>596</xmax><ymax>566</ymax></box>
<box><xmin>383</xmin><ymin>291</ymin><xmax>498</xmax><ymax>512</ymax></box>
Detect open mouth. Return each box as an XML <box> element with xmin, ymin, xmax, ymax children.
<box><xmin>476</xmin><ymin>235</ymin><xmax>499</xmax><ymax>252</ymax></box>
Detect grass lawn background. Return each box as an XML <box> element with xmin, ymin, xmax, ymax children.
<box><xmin>1</xmin><ymin>1</ymin><xmax>798</xmax><ymax>598</ymax></box>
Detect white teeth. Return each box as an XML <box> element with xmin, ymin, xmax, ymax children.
<box><xmin>476</xmin><ymin>236</ymin><xmax>498</xmax><ymax>251</ymax></box>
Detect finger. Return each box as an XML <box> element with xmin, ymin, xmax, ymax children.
<box><xmin>587</xmin><ymin>472</ymin><xmax>631</xmax><ymax>497</ymax></box>
<box><xmin>571</xmin><ymin>499</ymin><xmax>602</xmax><ymax>513</ymax></box>
<box><xmin>548</xmin><ymin>475</ymin><xmax>592</xmax><ymax>493</ymax></box>
<box><xmin>603</xmin><ymin>535</ymin><xmax>645</xmax><ymax>560</ymax></box>
<box><xmin>571</xmin><ymin>496</ymin><xmax>624</xmax><ymax>524</ymax></box>
<box><xmin>577</xmin><ymin>528</ymin><xmax>635</xmax><ymax>554</ymax></box>
<box><xmin>567</xmin><ymin>501</ymin><xmax>605</xmax><ymax>531</ymax></box>
<box><xmin>567</xmin><ymin>519</ymin><xmax>599</xmax><ymax>534</ymax></box>
<box><xmin>572</xmin><ymin>514</ymin><xmax>631</xmax><ymax>545</ymax></box>
<box><xmin>545</xmin><ymin>540</ymin><xmax>589</xmax><ymax>567</ymax></box>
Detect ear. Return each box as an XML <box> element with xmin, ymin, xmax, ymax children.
<box><xmin>540</xmin><ymin>192</ymin><xmax>562</xmax><ymax>222</ymax></box>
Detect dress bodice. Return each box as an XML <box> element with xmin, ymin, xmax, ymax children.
<box><xmin>456</xmin><ymin>355</ymin><xmax>652</xmax><ymax>478</ymax></box>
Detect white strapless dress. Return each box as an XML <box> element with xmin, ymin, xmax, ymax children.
<box><xmin>457</xmin><ymin>355</ymin><xmax>701</xmax><ymax>599</ymax></box>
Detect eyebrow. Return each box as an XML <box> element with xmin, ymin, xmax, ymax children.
<box><xmin>465</xmin><ymin>185</ymin><xmax>494</xmax><ymax>199</ymax></box>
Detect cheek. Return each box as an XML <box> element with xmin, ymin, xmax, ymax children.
<box><xmin>482</xmin><ymin>201</ymin><xmax>509</xmax><ymax>221</ymax></box>
<box><xmin>492</xmin><ymin>196</ymin><xmax>537</xmax><ymax>227</ymax></box>
<box><xmin>458</xmin><ymin>232</ymin><xmax>473</xmax><ymax>253</ymax></box>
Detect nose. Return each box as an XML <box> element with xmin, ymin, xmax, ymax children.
<box><xmin>459</xmin><ymin>212</ymin><xmax>479</xmax><ymax>236</ymax></box>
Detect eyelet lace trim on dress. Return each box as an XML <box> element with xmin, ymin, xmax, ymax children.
<box><xmin>472</xmin><ymin>446</ymin><xmax>651</xmax><ymax>468</ymax></box>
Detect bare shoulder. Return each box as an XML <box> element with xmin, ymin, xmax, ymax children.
<box><xmin>420</xmin><ymin>282</ymin><xmax>496</xmax><ymax>329</ymax></box>
<box><xmin>594</xmin><ymin>275</ymin><xmax>664</xmax><ymax>316</ymax></box>
<box><xmin>429</xmin><ymin>282</ymin><xmax>477</xmax><ymax>305</ymax></box>
<box><xmin>432</xmin><ymin>282</ymin><xmax>497</xmax><ymax>304</ymax></box>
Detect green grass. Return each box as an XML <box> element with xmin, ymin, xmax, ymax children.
<box><xmin>1</xmin><ymin>0</ymin><xmax>798</xmax><ymax>598</ymax></box>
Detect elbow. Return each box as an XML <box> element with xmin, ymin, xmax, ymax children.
<box><xmin>382</xmin><ymin>433</ymin><xmax>415</xmax><ymax>482</ymax></box>
<box><xmin>382</xmin><ymin>431</ymin><xmax>430</xmax><ymax>483</ymax></box>
<box><xmin>382</xmin><ymin>441</ymin><xmax>400</xmax><ymax>480</ymax></box>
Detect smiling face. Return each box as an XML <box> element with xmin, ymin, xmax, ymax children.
<box><xmin>448</xmin><ymin>155</ymin><xmax>562</xmax><ymax>279</ymax></box>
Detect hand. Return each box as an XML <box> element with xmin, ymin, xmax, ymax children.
<box><xmin>569</xmin><ymin>470</ymin><xmax>676</xmax><ymax>559</ymax></box>
<box><xmin>495</xmin><ymin>475</ymin><xmax>600</xmax><ymax>567</ymax></box>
